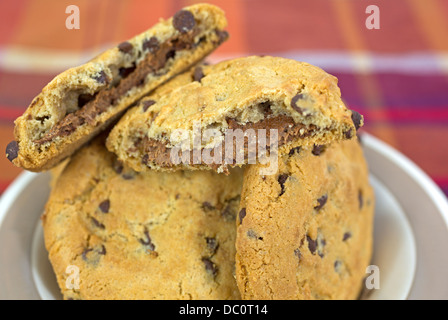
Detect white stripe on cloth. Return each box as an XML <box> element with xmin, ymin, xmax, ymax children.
<box><xmin>1</xmin><ymin>46</ymin><xmax>448</xmax><ymax>75</ymax></box>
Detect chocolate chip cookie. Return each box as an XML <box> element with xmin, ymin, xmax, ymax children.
<box><xmin>235</xmin><ymin>138</ymin><xmax>374</xmax><ymax>299</ymax></box>
<box><xmin>42</xmin><ymin>136</ymin><xmax>243</xmax><ymax>300</ymax></box>
<box><xmin>8</xmin><ymin>4</ymin><xmax>228</xmax><ymax>172</ymax></box>
<box><xmin>106</xmin><ymin>56</ymin><xmax>362</xmax><ymax>174</ymax></box>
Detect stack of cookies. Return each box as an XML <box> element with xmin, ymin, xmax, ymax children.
<box><xmin>6</xmin><ymin>4</ymin><xmax>374</xmax><ymax>300</ymax></box>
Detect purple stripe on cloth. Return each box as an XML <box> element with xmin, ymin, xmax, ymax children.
<box><xmin>441</xmin><ymin>186</ymin><xmax>448</xmax><ymax>198</ymax></box>
<box><xmin>331</xmin><ymin>73</ymin><xmax>366</xmax><ymax>108</ymax></box>
<box><xmin>375</xmin><ymin>73</ymin><xmax>448</xmax><ymax>108</ymax></box>
<box><xmin>333</xmin><ymin>72</ymin><xmax>448</xmax><ymax>109</ymax></box>
<box><xmin>0</xmin><ymin>70</ymin><xmax>54</xmax><ymax>107</ymax></box>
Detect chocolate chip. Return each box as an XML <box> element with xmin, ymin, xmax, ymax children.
<box><xmin>312</xmin><ymin>144</ymin><xmax>326</xmax><ymax>156</ymax></box>
<box><xmin>139</xmin><ymin>229</ymin><xmax>155</xmax><ymax>251</ymax></box>
<box><xmin>307</xmin><ymin>235</ymin><xmax>317</xmax><ymax>254</ymax></box>
<box><xmin>259</xmin><ymin>101</ymin><xmax>272</xmax><ymax>115</ymax></box>
<box><xmin>119</xmin><ymin>64</ymin><xmax>136</xmax><ymax>78</ymax></box>
<box><xmin>173</xmin><ymin>10</ymin><xmax>196</xmax><ymax>33</ymax></box>
<box><xmin>142</xmin><ymin>99</ymin><xmax>156</xmax><ymax>112</ymax></box>
<box><xmin>142</xmin><ymin>154</ymin><xmax>149</xmax><ymax>165</ymax></box>
<box><xmin>238</xmin><ymin>208</ymin><xmax>246</xmax><ymax>224</ymax></box>
<box><xmin>6</xmin><ymin>141</ymin><xmax>18</xmax><ymax>162</ymax></box>
<box><xmin>99</xmin><ymin>200</ymin><xmax>110</xmax><ymax>213</ymax></box>
<box><xmin>247</xmin><ymin>229</ymin><xmax>263</xmax><ymax>240</ymax></box>
<box><xmin>82</xmin><ymin>245</ymin><xmax>106</xmax><ymax>262</ymax></box>
<box><xmin>202</xmin><ymin>257</ymin><xmax>218</xmax><ymax>277</ymax></box>
<box><xmin>278</xmin><ymin>174</ymin><xmax>289</xmax><ymax>196</ymax></box>
<box><xmin>344</xmin><ymin>128</ymin><xmax>353</xmax><ymax>139</ymax></box>
<box><xmin>142</xmin><ymin>36</ymin><xmax>159</xmax><ymax>53</ymax></box>
<box><xmin>92</xmin><ymin>70</ymin><xmax>108</xmax><ymax>84</ymax></box>
<box><xmin>288</xmin><ymin>146</ymin><xmax>301</xmax><ymax>156</ymax></box>
<box><xmin>78</xmin><ymin>93</ymin><xmax>96</xmax><ymax>108</ymax></box>
<box><xmin>291</xmin><ymin>93</ymin><xmax>305</xmax><ymax>114</ymax></box>
<box><xmin>122</xmin><ymin>173</ymin><xmax>135</xmax><ymax>180</ymax></box>
<box><xmin>35</xmin><ymin>115</ymin><xmax>49</xmax><ymax>124</ymax></box>
<box><xmin>81</xmin><ymin>248</ymin><xmax>93</xmax><ymax>261</ymax></box>
<box><xmin>299</xmin><ymin>236</ymin><xmax>305</xmax><ymax>247</ymax></box>
<box><xmin>91</xmin><ymin>217</ymin><xmax>105</xmax><ymax>229</ymax></box>
<box><xmin>318</xmin><ymin>237</ymin><xmax>326</xmax><ymax>258</ymax></box>
<box><xmin>98</xmin><ymin>245</ymin><xmax>106</xmax><ymax>255</ymax></box>
<box><xmin>205</xmin><ymin>237</ymin><xmax>218</xmax><ymax>254</ymax></box>
<box><xmin>294</xmin><ymin>248</ymin><xmax>302</xmax><ymax>261</ymax></box>
<box><xmin>165</xmin><ymin>49</ymin><xmax>176</xmax><ymax>60</ymax></box>
<box><xmin>221</xmin><ymin>204</ymin><xmax>234</xmax><ymax>220</ymax></box>
<box><xmin>202</xmin><ymin>202</ymin><xmax>215</xmax><ymax>211</ymax></box>
<box><xmin>220</xmin><ymin>198</ymin><xmax>240</xmax><ymax>221</ymax></box>
<box><xmin>194</xmin><ymin>66</ymin><xmax>204</xmax><ymax>82</ymax></box>
<box><xmin>334</xmin><ymin>260</ymin><xmax>342</xmax><ymax>272</ymax></box>
<box><xmin>358</xmin><ymin>190</ymin><xmax>364</xmax><ymax>210</ymax></box>
<box><xmin>215</xmin><ymin>29</ymin><xmax>229</xmax><ymax>44</ymax></box>
<box><xmin>136</xmin><ymin>78</ymin><xmax>145</xmax><ymax>87</ymax></box>
<box><xmin>194</xmin><ymin>35</ymin><xmax>207</xmax><ymax>48</ymax></box>
<box><xmin>113</xmin><ymin>159</ymin><xmax>123</xmax><ymax>174</ymax></box>
<box><xmin>351</xmin><ymin>110</ymin><xmax>363</xmax><ymax>131</ymax></box>
<box><xmin>247</xmin><ymin>230</ymin><xmax>256</xmax><ymax>238</ymax></box>
<box><xmin>314</xmin><ymin>194</ymin><xmax>328</xmax><ymax>211</ymax></box>
<box><xmin>343</xmin><ymin>232</ymin><xmax>352</xmax><ymax>241</ymax></box>
<box><xmin>118</xmin><ymin>41</ymin><xmax>133</xmax><ymax>54</ymax></box>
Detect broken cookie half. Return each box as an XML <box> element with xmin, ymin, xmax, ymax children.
<box><xmin>106</xmin><ymin>56</ymin><xmax>363</xmax><ymax>174</ymax></box>
<box><xmin>7</xmin><ymin>3</ymin><xmax>228</xmax><ymax>171</ymax></box>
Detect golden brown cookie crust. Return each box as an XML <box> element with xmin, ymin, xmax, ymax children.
<box><xmin>10</xmin><ymin>4</ymin><xmax>228</xmax><ymax>172</ymax></box>
<box><xmin>42</xmin><ymin>137</ymin><xmax>243</xmax><ymax>300</ymax></box>
<box><xmin>106</xmin><ymin>56</ymin><xmax>361</xmax><ymax>174</ymax></box>
<box><xmin>235</xmin><ymin>138</ymin><xmax>374</xmax><ymax>300</ymax></box>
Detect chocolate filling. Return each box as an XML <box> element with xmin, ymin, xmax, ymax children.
<box><xmin>137</xmin><ymin>115</ymin><xmax>316</xmax><ymax>169</ymax></box>
<box><xmin>34</xmin><ymin>28</ymin><xmax>226</xmax><ymax>145</ymax></box>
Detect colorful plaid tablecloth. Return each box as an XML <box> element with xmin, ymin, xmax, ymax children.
<box><xmin>0</xmin><ymin>0</ymin><xmax>447</xmax><ymax>197</ymax></box>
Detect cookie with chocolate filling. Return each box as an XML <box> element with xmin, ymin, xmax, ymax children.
<box><xmin>235</xmin><ymin>138</ymin><xmax>374</xmax><ymax>300</ymax></box>
<box><xmin>9</xmin><ymin>4</ymin><xmax>228</xmax><ymax>171</ymax></box>
<box><xmin>43</xmin><ymin>136</ymin><xmax>243</xmax><ymax>300</ymax></box>
<box><xmin>106</xmin><ymin>56</ymin><xmax>363</xmax><ymax>174</ymax></box>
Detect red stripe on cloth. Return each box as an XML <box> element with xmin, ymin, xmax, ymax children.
<box><xmin>244</xmin><ymin>0</ymin><xmax>345</xmax><ymax>53</ymax></box>
<box><xmin>0</xmin><ymin>0</ymin><xmax>29</xmax><ymax>45</ymax></box>
<box><xmin>433</xmin><ymin>178</ymin><xmax>448</xmax><ymax>186</ymax></box>
<box><xmin>0</xmin><ymin>180</ymin><xmax>13</xmax><ymax>194</ymax></box>
<box><xmin>433</xmin><ymin>178</ymin><xmax>448</xmax><ymax>198</ymax></box>
<box><xmin>0</xmin><ymin>105</ymin><xmax>24</xmax><ymax>122</ymax></box>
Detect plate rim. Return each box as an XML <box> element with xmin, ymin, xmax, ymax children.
<box><xmin>0</xmin><ymin>170</ymin><xmax>39</xmax><ymax>227</ymax></box>
<box><xmin>361</xmin><ymin>133</ymin><xmax>448</xmax><ymax>230</ymax></box>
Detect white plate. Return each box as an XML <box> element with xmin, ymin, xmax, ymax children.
<box><xmin>0</xmin><ymin>133</ymin><xmax>447</xmax><ymax>300</ymax></box>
